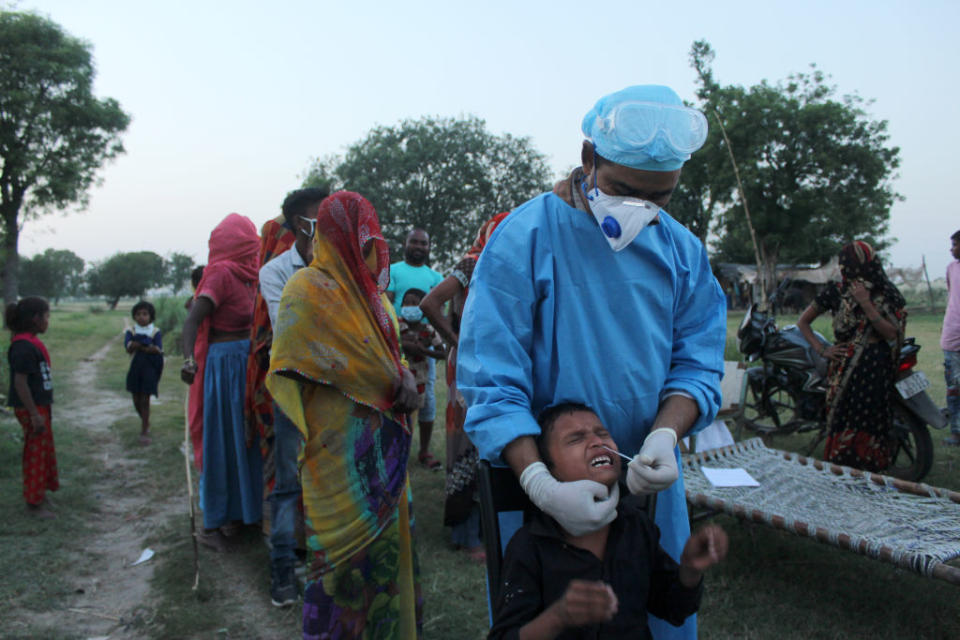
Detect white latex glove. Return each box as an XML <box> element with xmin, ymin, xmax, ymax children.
<box><xmin>627</xmin><ymin>427</ymin><xmax>679</xmax><ymax>494</ymax></box>
<box><xmin>519</xmin><ymin>462</ymin><xmax>618</xmax><ymax>536</ymax></box>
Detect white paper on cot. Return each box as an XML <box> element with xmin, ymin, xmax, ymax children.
<box><xmin>700</xmin><ymin>467</ymin><xmax>760</xmax><ymax>488</ymax></box>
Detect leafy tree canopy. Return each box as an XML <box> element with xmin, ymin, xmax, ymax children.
<box><xmin>678</xmin><ymin>41</ymin><xmax>900</xmax><ymax>291</ymax></box>
<box><xmin>86</xmin><ymin>251</ymin><xmax>165</xmax><ymax>309</ymax></box>
<box><xmin>0</xmin><ymin>11</ymin><xmax>130</xmax><ymax>304</ymax></box>
<box><xmin>302</xmin><ymin>115</ymin><xmax>553</xmax><ymax>267</ymax></box>
<box><xmin>165</xmin><ymin>251</ymin><xmax>195</xmax><ymax>294</ymax></box>
<box><xmin>19</xmin><ymin>247</ymin><xmax>84</xmax><ymax>303</ymax></box>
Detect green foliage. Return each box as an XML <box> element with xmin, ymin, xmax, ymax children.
<box><xmin>681</xmin><ymin>41</ymin><xmax>901</xmax><ymax>292</ymax></box>
<box><xmin>86</xmin><ymin>251</ymin><xmax>166</xmax><ymax>309</ymax></box>
<box><xmin>164</xmin><ymin>252</ymin><xmax>194</xmax><ymax>294</ymax></box>
<box><xmin>303</xmin><ymin>115</ymin><xmax>553</xmax><ymax>267</ymax></box>
<box><xmin>152</xmin><ymin>295</ymin><xmax>188</xmax><ymax>353</ymax></box>
<box><xmin>0</xmin><ymin>11</ymin><xmax>130</xmax><ymax>304</ymax></box>
<box><xmin>19</xmin><ymin>247</ymin><xmax>84</xmax><ymax>303</ymax></box>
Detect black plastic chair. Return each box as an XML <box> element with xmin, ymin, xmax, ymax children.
<box><xmin>478</xmin><ymin>460</ymin><xmax>535</xmax><ymax>604</ymax></box>
<box><xmin>478</xmin><ymin>460</ymin><xmax>656</xmax><ymax>605</ymax></box>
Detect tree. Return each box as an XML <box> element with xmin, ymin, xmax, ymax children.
<box><xmin>86</xmin><ymin>251</ymin><xmax>165</xmax><ymax>309</ymax></box>
<box><xmin>0</xmin><ymin>12</ymin><xmax>130</xmax><ymax>305</ymax></box>
<box><xmin>684</xmin><ymin>41</ymin><xmax>901</xmax><ymax>296</ymax></box>
<box><xmin>166</xmin><ymin>252</ymin><xmax>195</xmax><ymax>294</ymax></box>
<box><xmin>303</xmin><ymin>115</ymin><xmax>553</xmax><ymax>267</ymax></box>
<box><xmin>19</xmin><ymin>247</ymin><xmax>84</xmax><ymax>303</ymax></box>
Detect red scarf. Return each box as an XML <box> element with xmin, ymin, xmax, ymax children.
<box><xmin>464</xmin><ymin>211</ymin><xmax>510</xmax><ymax>263</ymax></box>
<box><xmin>188</xmin><ymin>212</ymin><xmax>261</xmax><ymax>469</ymax></box>
<box><xmin>11</xmin><ymin>332</ymin><xmax>50</xmax><ymax>366</ymax></box>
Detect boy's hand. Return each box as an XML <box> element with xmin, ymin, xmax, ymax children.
<box><xmin>550</xmin><ymin>580</ymin><xmax>618</xmax><ymax>628</ymax></box>
<box><xmin>680</xmin><ymin>524</ymin><xmax>728</xmax><ymax>571</ymax></box>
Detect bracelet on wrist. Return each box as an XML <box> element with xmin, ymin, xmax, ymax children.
<box><xmin>184</xmin><ymin>356</ymin><xmax>196</xmax><ymax>367</ymax></box>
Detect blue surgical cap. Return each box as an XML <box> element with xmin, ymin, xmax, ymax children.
<box><xmin>581</xmin><ymin>85</ymin><xmax>708</xmax><ymax>172</ymax></box>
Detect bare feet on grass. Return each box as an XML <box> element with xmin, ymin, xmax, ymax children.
<box><xmin>27</xmin><ymin>503</ymin><xmax>56</xmax><ymax>519</ymax></box>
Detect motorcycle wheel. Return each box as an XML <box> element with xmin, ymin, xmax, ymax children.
<box><xmin>736</xmin><ymin>381</ymin><xmax>801</xmax><ymax>437</ymax></box>
<box><xmin>885</xmin><ymin>403</ymin><xmax>934</xmax><ymax>482</ymax></box>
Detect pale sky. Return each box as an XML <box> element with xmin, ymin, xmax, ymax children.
<box><xmin>12</xmin><ymin>0</ymin><xmax>960</xmax><ymax>277</ymax></box>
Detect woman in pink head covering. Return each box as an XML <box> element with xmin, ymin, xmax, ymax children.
<box><xmin>181</xmin><ymin>213</ymin><xmax>263</xmax><ymax>551</ymax></box>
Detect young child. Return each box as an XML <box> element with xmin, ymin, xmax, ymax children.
<box><xmin>489</xmin><ymin>403</ymin><xmax>729</xmax><ymax>640</ymax></box>
<box><xmin>125</xmin><ymin>300</ymin><xmax>163</xmax><ymax>445</ymax></box>
<box><xmin>397</xmin><ymin>288</ymin><xmax>445</xmax><ymax>469</ymax></box>
<box><xmin>6</xmin><ymin>297</ymin><xmax>57</xmax><ymax>519</ymax></box>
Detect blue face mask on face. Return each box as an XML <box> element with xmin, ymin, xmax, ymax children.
<box><xmin>400</xmin><ymin>305</ymin><xmax>423</xmax><ymax>323</ymax></box>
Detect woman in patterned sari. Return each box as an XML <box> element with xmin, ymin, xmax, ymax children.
<box><xmin>797</xmin><ymin>241</ymin><xmax>906</xmax><ymax>471</ymax></box>
<box><xmin>267</xmin><ymin>191</ymin><xmax>422</xmax><ymax>639</ymax></box>
<box><xmin>420</xmin><ymin>212</ymin><xmax>509</xmax><ymax>562</ymax></box>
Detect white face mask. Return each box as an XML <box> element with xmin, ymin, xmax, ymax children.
<box><xmin>582</xmin><ymin>179</ymin><xmax>659</xmax><ymax>252</ymax></box>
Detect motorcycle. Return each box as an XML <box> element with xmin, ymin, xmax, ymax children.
<box><xmin>733</xmin><ymin>280</ymin><xmax>946</xmax><ymax>481</ymax></box>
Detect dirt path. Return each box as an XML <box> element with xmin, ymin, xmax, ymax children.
<box><xmin>18</xmin><ymin>334</ymin><xmax>187</xmax><ymax>639</ymax></box>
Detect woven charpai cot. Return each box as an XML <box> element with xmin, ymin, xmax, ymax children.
<box><xmin>682</xmin><ymin>438</ymin><xmax>960</xmax><ymax>585</ymax></box>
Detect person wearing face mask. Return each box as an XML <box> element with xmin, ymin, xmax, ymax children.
<box><xmin>457</xmin><ymin>85</ymin><xmax>726</xmax><ymax>640</ymax></box>
<box><xmin>387</xmin><ymin>229</ymin><xmax>445</xmax><ymax>470</ymax></box>
<box><xmin>398</xmin><ymin>288</ymin><xmax>446</xmax><ymax>419</ymax></box>
<box><xmin>255</xmin><ymin>187</ymin><xmax>328</xmax><ymax>607</ymax></box>
<box><xmin>267</xmin><ymin>191</ymin><xmax>421</xmax><ymax>638</ymax></box>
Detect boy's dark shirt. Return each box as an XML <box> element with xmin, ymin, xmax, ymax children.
<box><xmin>7</xmin><ymin>340</ymin><xmax>53</xmax><ymax>407</ymax></box>
<box><xmin>489</xmin><ymin>492</ymin><xmax>702</xmax><ymax>640</ymax></box>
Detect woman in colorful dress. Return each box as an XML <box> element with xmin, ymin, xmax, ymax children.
<box><xmin>267</xmin><ymin>191</ymin><xmax>422</xmax><ymax>639</ymax></box>
<box><xmin>420</xmin><ymin>212</ymin><xmax>509</xmax><ymax>562</ymax></box>
<box><xmin>797</xmin><ymin>240</ymin><xmax>906</xmax><ymax>471</ymax></box>
<box><xmin>181</xmin><ymin>213</ymin><xmax>263</xmax><ymax>551</ymax></box>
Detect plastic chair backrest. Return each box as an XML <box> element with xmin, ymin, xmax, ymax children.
<box><xmin>478</xmin><ymin>460</ymin><xmax>534</xmax><ymax>604</ymax></box>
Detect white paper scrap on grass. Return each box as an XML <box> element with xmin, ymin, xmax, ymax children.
<box><xmin>701</xmin><ymin>467</ymin><xmax>760</xmax><ymax>487</ymax></box>
<box><xmin>131</xmin><ymin>548</ymin><xmax>155</xmax><ymax>566</ymax></box>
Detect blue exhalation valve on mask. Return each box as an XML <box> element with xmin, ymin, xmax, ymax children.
<box><xmin>601</xmin><ymin>216</ymin><xmax>622</xmax><ymax>239</ymax></box>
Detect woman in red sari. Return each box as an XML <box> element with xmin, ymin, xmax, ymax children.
<box><xmin>420</xmin><ymin>212</ymin><xmax>509</xmax><ymax>561</ymax></box>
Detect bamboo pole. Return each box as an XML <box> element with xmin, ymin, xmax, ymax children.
<box><xmin>922</xmin><ymin>254</ymin><xmax>936</xmax><ymax>310</ymax></box>
<box><xmin>713</xmin><ymin>111</ymin><xmax>767</xmax><ymax>305</ymax></box>
<box><xmin>183</xmin><ymin>394</ymin><xmax>200</xmax><ymax>591</ymax></box>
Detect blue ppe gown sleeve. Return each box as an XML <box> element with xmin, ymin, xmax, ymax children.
<box><xmin>662</xmin><ymin>227</ymin><xmax>726</xmax><ymax>435</ymax></box>
<box><xmin>456</xmin><ymin>235</ymin><xmax>542</xmax><ymax>466</ymax></box>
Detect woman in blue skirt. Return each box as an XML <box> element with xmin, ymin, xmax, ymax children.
<box><xmin>181</xmin><ymin>213</ymin><xmax>263</xmax><ymax>552</ymax></box>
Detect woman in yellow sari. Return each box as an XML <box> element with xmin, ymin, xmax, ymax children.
<box><xmin>267</xmin><ymin>191</ymin><xmax>422</xmax><ymax>639</ymax></box>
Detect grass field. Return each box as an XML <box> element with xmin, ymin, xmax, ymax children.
<box><xmin>0</xmin><ymin>304</ymin><xmax>957</xmax><ymax>638</ymax></box>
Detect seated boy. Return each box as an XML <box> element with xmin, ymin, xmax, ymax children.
<box><xmin>489</xmin><ymin>403</ymin><xmax>728</xmax><ymax>640</ymax></box>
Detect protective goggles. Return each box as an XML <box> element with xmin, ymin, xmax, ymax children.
<box><xmin>591</xmin><ymin>101</ymin><xmax>708</xmax><ymax>155</ymax></box>
<box><xmin>298</xmin><ymin>215</ymin><xmax>316</xmax><ymax>238</ymax></box>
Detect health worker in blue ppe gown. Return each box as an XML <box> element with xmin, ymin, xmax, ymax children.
<box><xmin>457</xmin><ymin>84</ymin><xmax>726</xmax><ymax>640</ymax></box>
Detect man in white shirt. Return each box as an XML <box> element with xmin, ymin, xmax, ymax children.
<box><xmin>258</xmin><ymin>187</ymin><xmax>328</xmax><ymax>607</ymax></box>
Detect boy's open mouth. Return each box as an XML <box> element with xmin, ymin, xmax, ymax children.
<box><xmin>590</xmin><ymin>454</ymin><xmax>612</xmax><ymax>468</ymax></box>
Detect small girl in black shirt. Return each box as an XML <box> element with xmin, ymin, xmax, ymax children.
<box><xmin>6</xmin><ymin>297</ymin><xmax>57</xmax><ymax>519</ymax></box>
